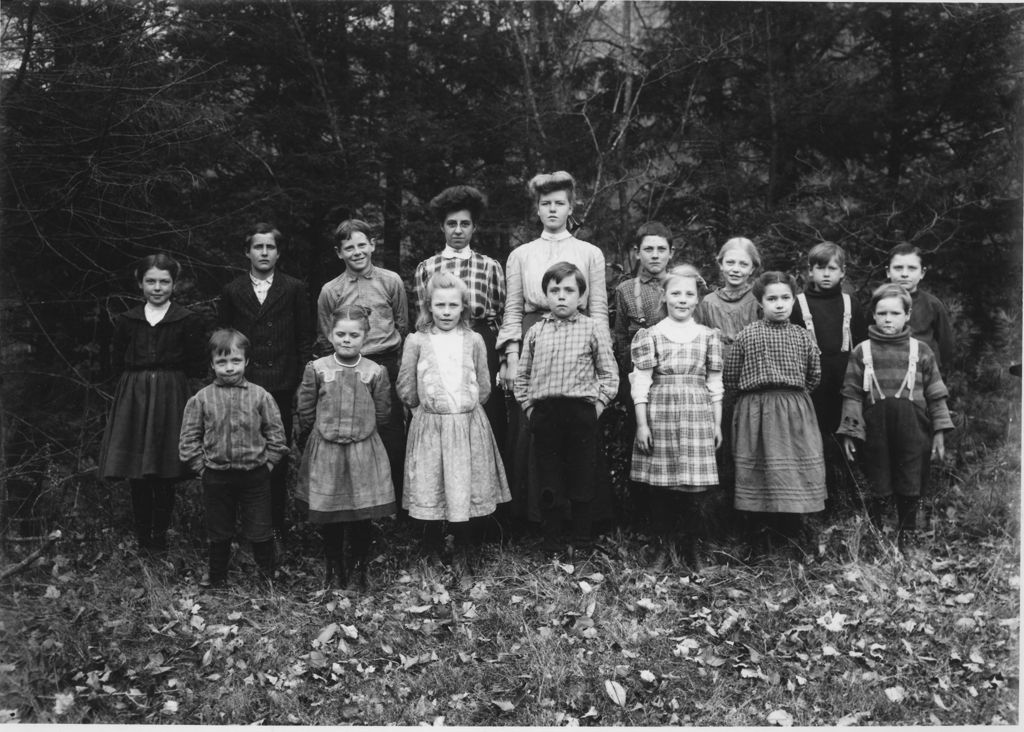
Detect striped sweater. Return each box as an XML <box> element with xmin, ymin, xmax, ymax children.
<box><xmin>837</xmin><ymin>326</ymin><xmax>953</xmax><ymax>441</ymax></box>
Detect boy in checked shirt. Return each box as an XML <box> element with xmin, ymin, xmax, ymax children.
<box><xmin>514</xmin><ymin>262</ymin><xmax>618</xmax><ymax>557</ymax></box>
<box><xmin>179</xmin><ymin>329</ymin><xmax>287</xmax><ymax>589</ymax></box>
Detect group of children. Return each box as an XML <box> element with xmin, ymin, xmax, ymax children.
<box><xmin>97</xmin><ymin>206</ymin><xmax>955</xmax><ymax>592</ymax></box>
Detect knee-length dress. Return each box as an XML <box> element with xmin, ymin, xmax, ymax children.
<box><xmin>724</xmin><ymin>319</ymin><xmax>826</xmax><ymax>514</ymax></box>
<box><xmin>629</xmin><ymin>321</ymin><xmax>722</xmax><ymax>490</ymax></box>
<box><xmin>295</xmin><ymin>355</ymin><xmax>395</xmax><ymax>523</ymax></box>
<box><xmin>98</xmin><ymin>303</ymin><xmax>204</xmax><ymax>480</ymax></box>
<box><xmin>397</xmin><ymin>329</ymin><xmax>510</xmax><ymax>522</ymax></box>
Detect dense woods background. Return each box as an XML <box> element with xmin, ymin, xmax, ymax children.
<box><xmin>1</xmin><ymin>0</ymin><xmax>1022</xmax><ymax>533</ymax></box>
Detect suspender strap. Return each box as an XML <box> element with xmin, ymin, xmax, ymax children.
<box><xmin>894</xmin><ymin>339</ymin><xmax>919</xmax><ymax>399</ymax></box>
<box><xmin>840</xmin><ymin>293</ymin><xmax>852</xmax><ymax>352</ymax></box>
<box><xmin>797</xmin><ymin>292</ymin><xmax>852</xmax><ymax>351</ymax></box>
<box><xmin>796</xmin><ymin>293</ymin><xmax>815</xmax><ymax>344</ymax></box>
<box><xmin>861</xmin><ymin>341</ymin><xmax>885</xmax><ymax>401</ymax></box>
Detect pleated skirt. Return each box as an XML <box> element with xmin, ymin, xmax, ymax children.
<box><xmin>98</xmin><ymin>370</ymin><xmax>189</xmax><ymax>480</ymax></box>
<box><xmin>732</xmin><ymin>389</ymin><xmax>826</xmax><ymax>514</ymax></box>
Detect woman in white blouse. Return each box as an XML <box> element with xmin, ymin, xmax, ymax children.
<box><xmin>497</xmin><ymin>171</ymin><xmax>610</xmax><ymax>535</ymax></box>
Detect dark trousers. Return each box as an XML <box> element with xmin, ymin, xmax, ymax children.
<box><xmin>530</xmin><ymin>398</ymin><xmax>597</xmax><ymax>540</ymax></box>
<box><xmin>130</xmin><ymin>478</ymin><xmax>176</xmax><ymax>543</ymax></box>
<box><xmin>269</xmin><ymin>389</ymin><xmax>295</xmax><ymax>535</ymax></box>
<box><xmin>203</xmin><ymin>467</ymin><xmax>273</xmax><ymax>543</ymax></box>
<box><xmin>370</xmin><ymin>349</ymin><xmax>406</xmax><ymax>511</ymax></box>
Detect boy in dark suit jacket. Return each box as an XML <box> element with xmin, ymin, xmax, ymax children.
<box><xmin>219</xmin><ymin>223</ymin><xmax>313</xmax><ymax>553</ymax></box>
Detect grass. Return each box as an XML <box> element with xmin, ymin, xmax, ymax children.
<box><xmin>1</xmin><ymin>470</ymin><xmax>1018</xmax><ymax>725</ymax></box>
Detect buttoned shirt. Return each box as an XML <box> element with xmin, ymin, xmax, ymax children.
<box><xmin>415</xmin><ymin>250</ymin><xmax>505</xmax><ymax>331</ymax></box>
<box><xmin>612</xmin><ymin>272</ymin><xmax>666</xmax><ymax>366</ymax></box>
<box><xmin>723</xmin><ymin>319</ymin><xmax>821</xmax><ymax>393</ymax></box>
<box><xmin>316</xmin><ymin>265</ymin><xmax>408</xmax><ymax>356</ymax></box>
<box><xmin>513</xmin><ymin>312</ymin><xmax>618</xmax><ymax>411</ymax></box>
<box><xmin>250</xmin><ymin>272</ymin><xmax>274</xmax><ymax>304</ymax></box>
<box><xmin>498</xmin><ymin>231</ymin><xmax>609</xmax><ymax>354</ymax></box>
<box><xmin>178</xmin><ymin>378</ymin><xmax>287</xmax><ymax>474</ymax></box>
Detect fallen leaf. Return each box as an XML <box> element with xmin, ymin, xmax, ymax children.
<box><xmin>954</xmin><ymin>593</ymin><xmax>975</xmax><ymax>605</ymax></box>
<box><xmin>52</xmin><ymin>692</ymin><xmax>75</xmax><ymax>716</ymax></box>
<box><xmin>639</xmin><ymin>670</ymin><xmax>656</xmax><ymax>684</ymax></box>
<box><xmin>161</xmin><ymin>700</ymin><xmax>179</xmax><ymax>714</ymax></box>
<box><xmin>340</xmin><ymin>624</ymin><xmax>358</xmax><ymax>639</ymax></box>
<box><xmin>491</xmin><ymin>700</ymin><xmax>514</xmax><ymax>712</ymax></box>
<box><xmin>604</xmin><ymin>679</ymin><xmax>627</xmax><ymax>707</ymax></box>
<box><xmin>933</xmin><ymin>693</ymin><xmax>948</xmax><ymax>710</ymax></box>
<box><xmin>766</xmin><ymin>709</ymin><xmax>793</xmax><ymax>726</ymax></box>
<box><xmin>578</xmin><ymin>580</ymin><xmax>594</xmax><ymax>594</ymax></box>
<box><xmin>817</xmin><ymin>612</ymin><xmax>847</xmax><ymax>632</ymax></box>
<box><xmin>885</xmin><ymin>686</ymin><xmax>906</xmax><ymax>703</ymax></box>
<box><xmin>315</xmin><ymin>623</ymin><xmax>339</xmax><ymax>645</ymax></box>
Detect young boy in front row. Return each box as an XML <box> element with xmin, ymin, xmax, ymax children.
<box><xmin>837</xmin><ymin>284</ymin><xmax>953</xmax><ymax>557</ymax></box>
<box><xmin>179</xmin><ymin>329</ymin><xmax>288</xmax><ymax>589</ymax></box>
<box><xmin>514</xmin><ymin>262</ymin><xmax>618</xmax><ymax>556</ymax></box>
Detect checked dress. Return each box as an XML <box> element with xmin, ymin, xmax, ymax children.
<box><xmin>629</xmin><ymin>322</ymin><xmax>723</xmax><ymax>490</ymax></box>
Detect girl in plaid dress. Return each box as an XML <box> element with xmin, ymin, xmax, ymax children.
<box><xmin>630</xmin><ymin>266</ymin><xmax>723</xmax><ymax>572</ymax></box>
<box><xmin>724</xmin><ymin>272</ymin><xmax>826</xmax><ymax>561</ymax></box>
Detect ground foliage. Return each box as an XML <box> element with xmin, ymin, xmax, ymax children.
<box><xmin>0</xmin><ymin>452</ymin><xmax>1018</xmax><ymax>725</ymax></box>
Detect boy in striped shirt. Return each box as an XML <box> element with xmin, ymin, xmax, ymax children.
<box><xmin>179</xmin><ymin>329</ymin><xmax>287</xmax><ymax>588</ymax></box>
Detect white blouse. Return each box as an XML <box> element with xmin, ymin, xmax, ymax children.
<box><xmin>429</xmin><ymin>329</ymin><xmax>465</xmax><ymax>397</ymax></box>
<box><xmin>497</xmin><ymin>230</ymin><xmax>608</xmax><ymax>354</ymax></box>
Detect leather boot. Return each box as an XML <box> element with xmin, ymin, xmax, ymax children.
<box><xmin>200</xmin><ymin>541</ymin><xmax>230</xmax><ymax>589</ymax></box>
<box><xmin>252</xmin><ymin>540</ymin><xmax>275</xmax><ymax>581</ymax></box>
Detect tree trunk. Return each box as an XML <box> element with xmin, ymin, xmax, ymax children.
<box><xmin>382</xmin><ymin>1</ymin><xmax>409</xmax><ymax>273</ymax></box>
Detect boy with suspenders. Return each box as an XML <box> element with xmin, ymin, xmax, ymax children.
<box><xmin>790</xmin><ymin>242</ymin><xmax>868</xmax><ymax>510</ymax></box>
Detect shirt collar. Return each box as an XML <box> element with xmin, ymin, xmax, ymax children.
<box><xmin>250</xmin><ymin>272</ymin><xmax>274</xmax><ymax>288</ymax></box>
<box><xmin>214</xmin><ymin>377</ymin><xmax>249</xmax><ymax>388</ymax></box>
<box><xmin>345</xmin><ymin>264</ymin><xmax>376</xmax><ymax>281</ymax></box>
<box><xmin>540</xmin><ymin>230</ymin><xmax>573</xmax><ymax>242</ymax></box>
<box><xmin>542</xmin><ymin>311</ymin><xmax>580</xmax><ymax>324</ymax></box>
<box><xmin>638</xmin><ymin>271</ymin><xmax>661</xmax><ymax>285</ymax></box>
<box><xmin>441</xmin><ymin>246</ymin><xmax>472</xmax><ymax>261</ymax></box>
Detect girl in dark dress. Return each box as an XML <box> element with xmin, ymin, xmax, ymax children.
<box><xmin>98</xmin><ymin>253</ymin><xmax>205</xmax><ymax>551</ymax></box>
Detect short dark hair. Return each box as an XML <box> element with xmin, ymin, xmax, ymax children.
<box><xmin>888</xmin><ymin>242</ymin><xmax>925</xmax><ymax>267</ymax></box>
<box><xmin>330</xmin><ymin>304</ymin><xmax>370</xmax><ymax>333</ymax></box>
<box><xmin>807</xmin><ymin>241</ymin><xmax>846</xmax><ymax>268</ymax></box>
<box><xmin>635</xmin><ymin>222</ymin><xmax>673</xmax><ymax>248</ymax></box>
<box><xmin>245</xmin><ymin>222</ymin><xmax>282</xmax><ymax>252</ymax></box>
<box><xmin>541</xmin><ymin>261</ymin><xmax>587</xmax><ymax>295</ymax></box>
<box><xmin>528</xmin><ymin>171</ymin><xmax>576</xmax><ymax>202</ymax></box>
<box><xmin>428</xmin><ymin>186</ymin><xmax>487</xmax><ymax>224</ymax></box>
<box><xmin>333</xmin><ymin>219</ymin><xmax>375</xmax><ymax>246</ymax></box>
<box><xmin>870</xmin><ymin>283</ymin><xmax>912</xmax><ymax>314</ymax></box>
<box><xmin>208</xmin><ymin>328</ymin><xmax>249</xmax><ymax>357</ymax></box>
<box><xmin>134</xmin><ymin>253</ymin><xmax>181</xmax><ymax>283</ymax></box>
<box><xmin>752</xmin><ymin>271</ymin><xmax>797</xmax><ymax>301</ymax></box>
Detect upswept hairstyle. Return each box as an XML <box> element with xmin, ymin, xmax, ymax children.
<box><xmin>245</xmin><ymin>222</ymin><xmax>282</xmax><ymax>252</ymax></box>
<box><xmin>329</xmin><ymin>305</ymin><xmax>370</xmax><ymax>334</ymax></box>
<box><xmin>807</xmin><ymin>241</ymin><xmax>846</xmax><ymax>269</ymax></box>
<box><xmin>208</xmin><ymin>328</ymin><xmax>250</xmax><ymax>357</ymax></box>
<box><xmin>752</xmin><ymin>271</ymin><xmax>797</xmax><ymax>301</ymax></box>
<box><xmin>527</xmin><ymin>171</ymin><xmax>576</xmax><ymax>203</ymax></box>
<box><xmin>416</xmin><ymin>271</ymin><xmax>473</xmax><ymax>332</ymax></box>
<box><xmin>333</xmin><ymin>219</ymin><xmax>375</xmax><ymax>246</ymax></box>
<box><xmin>887</xmin><ymin>242</ymin><xmax>925</xmax><ymax>267</ymax></box>
<box><xmin>634</xmin><ymin>221</ymin><xmax>673</xmax><ymax>249</ymax></box>
<box><xmin>870</xmin><ymin>282</ymin><xmax>913</xmax><ymax>315</ymax></box>
<box><xmin>429</xmin><ymin>186</ymin><xmax>487</xmax><ymax>224</ymax></box>
<box><xmin>541</xmin><ymin>261</ymin><xmax>587</xmax><ymax>295</ymax></box>
<box><xmin>715</xmin><ymin>237</ymin><xmax>762</xmax><ymax>272</ymax></box>
<box><xmin>135</xmin><ymin>253</ymin><xmax>181</xmax><ymax>283</ymax></box>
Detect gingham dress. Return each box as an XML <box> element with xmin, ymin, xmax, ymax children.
<box><xmin>629</xmin><ymin>326</ymin><xmax>722</xmax><ymax>489</ymax></box>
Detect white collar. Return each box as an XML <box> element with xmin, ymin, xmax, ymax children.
<box><xmin>540</xmin><ymin>230</ymin><xmax>573</xmax><ymax>242</ymax></box>
<box><xmin>654</xmin><ymin>316</ymin><xmax>700</xmax><ymax>341</ymax></box>
<box><xmin>441</xmin><ymin>246</ymin><xmax>472</xmax><ymax>260</ymax></box>
<box><xmin>333</xmin><ymin>354</ymin><xmax>361</xmax><ymax>368</ymax></box>
<box><xmin>250</xmin><ymin>272</ymin><xmax>274</xmax><ymax>288</ymax></box>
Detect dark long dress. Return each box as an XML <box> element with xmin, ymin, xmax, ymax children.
<box><xmin>98</xmin><ymin>303</ymin><xmax>205</xmax><ymax>480</ymax></box>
